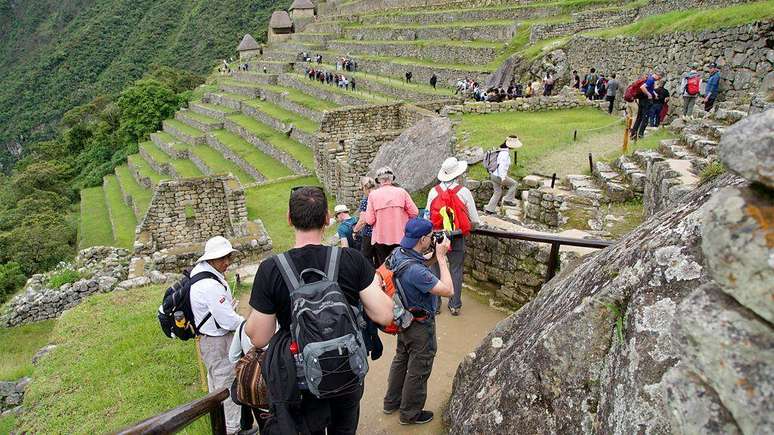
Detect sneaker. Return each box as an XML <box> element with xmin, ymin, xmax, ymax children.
<box><xmin>400</xmin><ymin>410</ymin><xmax>434</xmax><ymax>425</ymax></box>
<box><xmin>503</xmin><ymin>200</ymin><xmax>518</xmax><ymax>206</ymax></box>
<box><xmin>449</xmin><ymin>307</ymin><xmax>460</xmax><ymax>316</ymax></box>
<box><xmin>383</xmin><ymin>407</ymin><xmax>399</xmax><ymax>415</ymax></box>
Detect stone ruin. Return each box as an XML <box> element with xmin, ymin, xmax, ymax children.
<box><xmin>131</xmin><ymin>175</ymin><xmax>272</xmax><ymax>275</ymax></box>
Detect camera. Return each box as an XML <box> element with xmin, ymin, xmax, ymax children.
<box><xmin>431</xmin><ymin>231</ymin><xmax>448</xmax><ymax>245</ymax></box>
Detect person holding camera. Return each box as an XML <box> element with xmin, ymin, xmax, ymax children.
<box><xmin>383</xmin><ymin>218</ymin><xmax>453</xmax><ymax>425</ymax></box>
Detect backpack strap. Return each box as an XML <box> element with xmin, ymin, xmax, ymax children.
<box><xmin>275</xmin><ymin>254</ymin><xmax>301</xmax><ymax>292</ymax></box>
<box><xmin>326</xmin><ymin>246</ymin><xmax>342</xmax><ymax>282</ymax></box>
<box><xmin>189</xmin><ymin>271</ymin><xmax>225</xmax><ymax>333</ymax></box>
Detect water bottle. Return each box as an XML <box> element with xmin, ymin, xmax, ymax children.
<box><xmin>289</xmin><ymin>341</ymin><xmax>308</xmax><ymax>390</ymax></box>
<box><xmin>173</xmin><ymin>310</ymin><xmax>186</xmax><ymax>328</ymax></box>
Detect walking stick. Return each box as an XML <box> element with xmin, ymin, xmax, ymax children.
<box><xmin>195</xmin><ymin>336</ymin><xmax>208</xmax><ymax>392</ymax></box>
<box><xmin>623</xmin><ymin>115</ymin><xmax>632</xmax><ymax>154</ymax></box>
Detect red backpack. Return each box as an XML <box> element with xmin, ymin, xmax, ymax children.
<box><xmin>686</xmin><ymin>75</ymin><xmax>700</xmax><ymax>96</ymax></box>
<box><xmin>624</xmin><ymin>76</ymin><xmax>647</xmax><ymax>102</ymax></box>
<box><xmin>429</xmin><ymin>184</ymin><xmax>472</xmax><ymax>236</ymax></box>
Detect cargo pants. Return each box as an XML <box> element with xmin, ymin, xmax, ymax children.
<box><xmin>384</xmin><ymin>319</ymin><xmax>437</xmax><ymax>422</ymax></box>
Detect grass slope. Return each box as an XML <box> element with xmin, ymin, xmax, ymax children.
<box><xmin>114</xmin><ymin>165</ymin><xmax>152</xmax><ymax>219</ymax></box>
<box><xmin>211</xmin><ymin>129</ymin><xmax>293</xmax><ymax>180</ymax></box>
<box><xmin>227</xmin><ymin>115</ymin><xmax>315</xmax><ymax>171</ymax></box>
<box><xmin>0</xmin><ymin>319</ymin><xmax>56</xmax><ymax>381</ymax></box>
<box><xmin>189</xmin><ymin>144</ymin><xmax>254</xmax><ymax>184</ymax></box>
<box><xmin>78</xmin><ymin>187</ymin><xmax>114</xmax><ymax>249</ymax></box>
<box><xmin>242</xmin><ymin>99</ymin><xmax>320</xmax><ymax>134</ymax></box>
<box><xmin>17</xmin><ymin>286</ymin><xmax>209</xmax><ymax>434</ymax></box>
<box><xmin>103</xmin><ymin>175</ymin><xmax>138</xmax><ymax>249</ymax></box>
<box><xmin>128</xmin><ymin>154</ymin><xmax>167</xmax><ymax>186</ymax></box>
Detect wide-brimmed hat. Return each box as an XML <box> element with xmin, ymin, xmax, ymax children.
<box><xmin>437</xmin><ymin>157</ymin><xmax>468</xmax><ymax>182</ymax></box>
<box><xmin>334</xmin><ymin>204</ymin><xmax>349</xmax><ymax>216</ymax></box>
<box><xmin>196</xmin><ymin>236</ymin><xmax>238</xmax><ymax>263</ymax></box>
<box><xmin>505</xmin><ymin>135</ymin><xmax>523</xmax><ymax>149</ymax></box>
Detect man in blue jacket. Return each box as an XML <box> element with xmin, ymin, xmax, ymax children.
<box><xmin>704</xmin><ymin>63</ymin><xmax>721</xmax><ymax>112</ymax></box>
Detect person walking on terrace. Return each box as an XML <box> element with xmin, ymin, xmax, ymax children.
<box><xmin>362</xmin><ymin>166</ymin><xmax>419</xmax><ymax>266</ymax></box>
<box><xmin>630</xmin><ymin>71</ymin><xmax>662</xmax><ymax>140</ymax></box>
<box><xmin>704</xmin><ymin>63</ymin><xmax>721</xmax><ymax>112</ymax></box>
<box><xmin>383</xmin><ymin>218</ymin><xmax>453</xmax><ymax>425</ymax></box>
<box><xmin>334</xmin><ymin>204</ymin><xmax>360</xmax><ymax>250</ymax></box>
<box><xmin>190</xmin><ymin>236</ymin><xmax>244</xmax><ymax>434</ymax></box>
<box><xmin>605</xmin><ymin>73</ymin><xmax>620</xmax><ymax>115</ymax></box>
<box><xmin>680</xmin><ymin>63</ymin><xmax>702</xmax><ymax>117</ymax></box>
<box><xmin>430</xmin><ymin>73</ymin><xmax>438</xmax><ymax>90</ymax></box>
<box><xmin>484</xmin><ymin>136</ymin><xmax>521</xmax><ymax>214</ymax></box>
<box><xmin>426</xmin><ymin>157</ymin><xmax>480</xmax><ymax>316</ymax></box>
<box><xmin>353</xmin><ymin>176</ymin><xmax>378</xmax><ymax>267</ymax></box>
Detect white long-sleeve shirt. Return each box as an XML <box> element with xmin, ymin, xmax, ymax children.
<box><xmin>425</xmin><ymin>181</ymin><xmax>480</xmax><ymax>225</ymax></box>
<box><xmin>190</xmin><ymin>261</ymin><xmax>244</xmax><ymax>336</ymax></box>
<box><xmin>495</xmin><ymin>149</ymin><xmax>511</xmax><ymax>179</ymax></box>
<box><xmin>228</xmin><ymin>320</ymin><xmax>277</xmax><ymax>363</ymax></box>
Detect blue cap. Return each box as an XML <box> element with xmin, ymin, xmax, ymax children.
<box><xmin>400</xmin><ymin>218</ymin><xmax>433</xmax><ymax>249</ymax></box>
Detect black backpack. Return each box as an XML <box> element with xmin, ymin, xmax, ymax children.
<box><xmin>275</xmin><ymin>247</ymin><xmax>368</xmax><ymax>398</ymax></box>
<box><xmin>158</xmin><ymin>270</ymin><xmax>223</xmax><ymax>341</ymax></box>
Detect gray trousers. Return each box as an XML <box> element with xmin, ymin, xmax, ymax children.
<box><xmin>485</xmin><ymin>174</ymin><xmax>518</xmax><ymax>212</ymax></box>
<box><xmin>199</xmin><ymin>333</ymin><xmax>240</xmax><ymax>433</ymax></box>
<box><xmin>683</xmin><ymin>95</ymin><xmax>697</xmax><ymax>116</ymax></box>
<box><xmin>431</xmin><ymin>236</ymin><xmax>465</xmax><ymax>309</ymax></box>
<box><xmin>384</xmin><ymin>319</ymin><xmax>437</xmax><ymax>422</ymax></box>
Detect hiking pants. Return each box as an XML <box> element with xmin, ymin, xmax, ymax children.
<box><xmin>305</xmin><ymin>386</ymin><xmax>363</xmax><ymax>435</ymax></box>
<box><xmin>606</xmin><ymin>95</ymin><xmax>616</xmax><ymax>114</ymax></box>
<box><xmin>648</xmin><ymin>102</ymin><xmax>663</xmax><ymax>127</ymax></box>
<box><xmin>631</xmin><ymin>97</ymin><xmax>651</xmax><ymax>138</ymax></box>
<box><xmin>360</xmin><ymin>234</ymin><xmax>377</xmax><ymax>268</ymax></box>
<box><xmin>485</xmin><ymin>174</ymin><xmax>518</xmax><ymax>213</ymax></box>
<box><xmin>683</xmin><ymin>96</ymin><xmax>697</xmax><ymax>116</ymax></box>
<box><xmin>432</xmin><ymin>236</ymin><xmax>465</xmax><ymax>310</ymax></box>
<box><xmin>705</xmin><ymin>95</ymin><xmax>717</xmax><ymax>112</ymax></box>
<box><xmin>384</xmin><ymin>319</ymin><xmax>437</xmax><ymax>422</ymax></box>
<box><xmin>199</xmin><ymin>333</ymin><xmax>240</xmax><ymax>433</ymax></box>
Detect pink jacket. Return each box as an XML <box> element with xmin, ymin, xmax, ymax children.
<box><xmin>363</xmin><ymin>184</ymin><xmax>418</xmax><ymax>245</ymax></box>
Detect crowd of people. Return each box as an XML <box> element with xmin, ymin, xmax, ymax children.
<box><xmin>304</xmin><ymin>66</ymin><xmax>357</xmax><ymax>91</ymax></box>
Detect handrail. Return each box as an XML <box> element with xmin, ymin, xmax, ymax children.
<box><xmin>116</xmin><ymin>388</ymin><xmax>229</xmax><ymax>435</ymax></box>
<box><xmin>470</xmin><ymin>227</ymin><xmax>613</xmax><ymax>280</ymax></box>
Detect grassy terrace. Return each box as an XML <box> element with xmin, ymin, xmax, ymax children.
<box><xmin>152</xmin><ymin>131</ymin><xmax>187</xmax><ymax>154</ymax></box>
<box><xmin>181</xmin><ymin>109</ymin><xmax>220</xmax><ymax>126</ymax></box>
<box><xmin>329</xmin><ymin>38</ymin><xmax>503</xmax><ymax>49</ymax></box>
<box><xmin>103</xmin><ymin>175</ymin><xmax>137</xmax><ymax>249</ymax></box>
<box><xmin>312</xmin><ymin>61</ymin><xmax>456</xmax><ymax>95</ymax></box>
<box><xmin>345</xmin><ymin>19</ymin><xmax>518</xmax><ymax>30</ymax></box>
<box><xmin>286</xmin><ymin>72</ymin><xmax>392</xmax><ymax>103</ymax></box>
<box><xmin>164</xmin><ymin>119</ymin><xmax>205</xmax><ymax>138</ymax></box>
<box><xmin>227</xmin><ymin>114</ymin><xmax>316</xmax><ymax>171</ymax></box>
<box><xmin>242</xmin><ymin>98</ymin><xmax>320</xmax><ymax>133</ymax></box>
<box><xmin>0</xmin><ymin>319</ymin><xmax>56</xmax><ymax>380</ymax></box>
<box><xmin>189</xmin><ymin>144</ymin><xmax>254</xmax><ymax>184</ymax></box>
<box><xmin>210</xmin><ymin>130</ymin><xmax>293</xmax><ymax>180</ymax></box>
<box><xmin>193</xmin><ymin>101</ymin><xmax>237</xmax><ymax>115</ymax></box>
<box><xmin>141</xmin><ymin>141</ymin><xmax>203</xmax><ymax>178</ymax></box>
<box><xmin>128</xmin><ymin>154</ymin><xmax>166</xmax><ymax>185</ymax></box>
<box><xmin>114</xmin><ymin>165</ymin><xmax>152</xmax><ymax>219</ymax></box>
<box><xmin>221</xmin><ymin>79</ymin><xmax>340</xmax><ymax>111</ymax></box>
<box><xmin>140</xmin><ymin>141</ymin><xmax>171</xmax><ymax>165</ymax></box>
<box><xmin>348</xmin><ymin>0</ymin><xmax>626</xmax><ymax>19</ymax></box>
<box><xmin>78</xmin><ymin>187</ymin><xmax>114</xmax><ymax>249</ymax></box>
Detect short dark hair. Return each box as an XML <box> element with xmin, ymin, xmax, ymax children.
<box><xmin>289</xmin><ymin>187</ymin><xmax>328</xmax><ymax>230</ymax></box>
<box><xmin>611</xmin><ymin>73</ymin><xmax>616</xmax><ymax>78</ymax></box>
<box><xmin>590</xmin><ymin>68</ymin><xmax>596</xmax><ymax>73</ymax></box>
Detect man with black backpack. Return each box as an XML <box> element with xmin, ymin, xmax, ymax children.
<box><xmin>189</xmin><ymin>236</ymin><xmax>245</xmax><ymax>434</ymax></box>
<box><xmin>245</xmin><ymin>186</ymin><xmax>393</xmax><ymax>435</ymax></box>
<box><xmin>483</xmin><ymin>136</ymin><xmax>522</xmax><ymax>215</ymax></box>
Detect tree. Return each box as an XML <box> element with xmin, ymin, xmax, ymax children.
<box><xmin>117</xmin><ymin>79</ymin><xmax>180</xmax><ymax>143</ymax></box>
<box><xmin>0</xmin><ymin>261</ymin><xmax>26</xmax><ymax>304</ymax></box>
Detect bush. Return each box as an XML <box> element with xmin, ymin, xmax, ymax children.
<box><xmin>0</xmin><ymin>262</ymin><xmax>26</xmax><ymax>304</ymax></box>
<box><xmin>699</xmin><ymin>161</ymin><xmax>725</xmax><ymax>184</ymax></box>
<box><xmin>48</xmin><ymin>263</ymin><xmax>81</xmax><ymax>289</ymax></box>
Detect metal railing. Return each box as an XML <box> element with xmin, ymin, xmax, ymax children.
<box><xmin>116</xmin><ymin>388</ymin><xmax>229</xmax><ymax>435</ymax></box>
<box><xmin>470</xmin><ymin>227</ymin><xmax>613</xmax><ymax>281</ymax></box>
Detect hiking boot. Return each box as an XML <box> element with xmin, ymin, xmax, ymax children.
<box><xmin>503</xmin><ymin>200</ymin><xmax>518</xmax><ymax>206</ymax></box>
<box><xmin>400</xmin><ymin>410</ymin><xmax>434</xmax><ymax>425</ymax></box>
<box><xmin>449</xmin><ymin>307</ymin><xmax>460</xmax><ymax>316</ymax></box>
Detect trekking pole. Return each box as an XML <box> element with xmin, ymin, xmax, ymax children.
<box><xmin>623</xmin><ymin>115</ymin><xmax>632</xmax><ymax>154</ymax></box>
<box><xmin>588</xmin><ymin>153</ymin><xmax>594</xmax><ymax>174</ymax></box>
<box><xmin>195</xmin><ymin>337</ymin><xmax>208</xmax><ymax>393</ymax></box>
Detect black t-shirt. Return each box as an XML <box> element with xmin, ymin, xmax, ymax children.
<box><xmin>249</xmin><ymin>244</ymin><xmax>375</xmax><ymax>330</ymax></box>
<box><xmin>655</xmin><ymin>87</ymin><xmax>670</xmax><ymax>104</ymax></box>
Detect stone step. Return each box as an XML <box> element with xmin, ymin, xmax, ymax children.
<box><xmin>175</xmin><ymin>110</ymin><xmax>223</xmax><ymax>132</ymax></box>
<box><xmin>592</xmin><ymin>162</ymin><xmax>634</xmax><ymax>202</ymax></box>
<box><xmin>658</xmin><ymin>139</ymin><xmax>695</xmax><ymax>160</ymax></box>
<box><xmin>278</xmin><ymin>73</ymin><xmax>383</xmax><ymax>107</ymax></box>
<box><xmin>240</xmin><ymin>98</ymin><xmax>319</xmax><ymax>149</ymax></box>
<box><xmin>224</xmin><ymin>114</ymin><xmax>313</xmax><ymax>174</ymax></box>
<box><xmin>710</xmin><ymin>107</ymin><xmax>747</xmax><ymax>124</ymax></box>
<box><xmin>163</xmin><ymin>119</ymin><xmax>206</xmax><ymax>145</ymax></box>
<box><xmin>630</xmin><ymin>149</ymin><xmax>665</xmax><ymax>169</ymax></box>
<box><xmin>189</xmin><ymin>102</ymin><xmax>240</xmax><ymax>122</ymax></box>
<box><xmin>681</xmin><ymin>134</ymin><xmax>718</xmax><ymax>158</ymax></box>
<box><xmin>342</xmin><ymin>22</ymin><xmax>517</xmax><ymax>43</ymax></box>
<box><xmin>564</xmin><ymin>174</ymin><xmax>606</xmax><ymax>203</ymax></box>
<box><xmin>219</xmin><ymin>80</ymin><xmax>262</xmax><ymax>98</ymax></box>
<box><xmin>612</xmin><ymin>155</ymin><xmax>646</xmax><ymax>193</ymax></box>
<box><xmin>127</xmin><ymin>154</ymin><xmax>166</xmax><ymax>189</ymax></box>
<box><xmin>139</xmin><ymin>141</ymin><xmax>174</xmax><ymax>177</ymax></box>
<box><xmin>230</xmin><ymin>71</ymin><xmax>279</xmax><ymax>86</ymax></box>
<box><xmin>326</xmin><ymin>39</ymin><xmax>499</xmax><ymax>65</ymax></box>
<box><xmin>150</xmin><ymin>131</ymin><xmax>187</xmax><ymax>159</ymax></box>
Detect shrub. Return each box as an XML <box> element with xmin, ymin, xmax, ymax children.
<box><xmin>699</xmin><ymin>161</ymin><xmax>725</xmax><ymax>184</ymax></box>
<box><xmin>48</xmin><ymin>263</ymin><xmax>81</xmax><ymax>289</ymax></box>
<box><xmin>0</xmin><ymin>262</ymin><xmax>26</xmax><ymax>304</ymax></box>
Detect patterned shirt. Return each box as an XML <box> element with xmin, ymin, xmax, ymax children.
<box><xmin>358</xmin><ymin>196</ymin><xmax>373</xmax><ymax>237</ymax></box>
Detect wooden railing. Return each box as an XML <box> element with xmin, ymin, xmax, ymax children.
<box><xmin>116</xmin><ymin>388</ymin><xmax>229</xmax><ymax>435</ymax></box>
<box><xmin>470</xmin><ymin>227</ymin><xmax>613</xmax><ymax>281</ymax></box>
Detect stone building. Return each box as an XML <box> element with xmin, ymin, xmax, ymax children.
<box><xmin>268</xmin><ymin>11</ymin><xmax>294</xmax><ymax>43</ymax></box>
<box><xmin>289</xmin><ymin>0</ymin><xmax>315</xmax><ymax>21</ymax></box>
<box><xmin>236</xmin><ymin>34</ymin><xmax>260</xmax><ymax>60</ymax></box>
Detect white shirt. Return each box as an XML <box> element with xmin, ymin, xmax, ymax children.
<box><xmin>189</xmin><ymin>261</ymin><xmax>244</xmax><ymax>336</ymax></box>
<box><xmin>425</xmin><ymin>181</ymin><xmax>481</xmax><ymax>225</ymax></box>
<box><xmin>495</xmin><ymin>149</ymin><xmax>511</xmax><ymax>179</ymax></box>
<box><xmin>228</xmin><ymin>320</ymin><xmax>278</xmax><ymax>363</ymax></box>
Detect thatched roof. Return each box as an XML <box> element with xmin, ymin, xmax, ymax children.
<box><xmin>290</xmin><ymin>0</ymin><xmax>315</xmax><ymax>10</ymax></box>
<box><xmin>237</xmin><ymin>34</ymin><xmax>259</xmax><ymax>52</ymax></box>
<box><xmin>269</xmin><ymin>11</ymin><xmax>293</xmax><ymax>29</ymax></box>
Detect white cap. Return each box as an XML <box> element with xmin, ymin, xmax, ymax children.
<box><xmin>505</xmin><ymin>135</ymin><xmax>523</xmax><ymax>149</ymax></box>
<box><xmin>334</xmin><ymin>204</ymin><xmax>349</xmax><ymax>215</ymax></box>
<box><xmin>196</xmin><ymin>236</ymin><xmax>238</xmax><ymax>263</ymax></box>
<box><xmin>437</xmin><ymin>157</ymin><xmax>468</xmax><ymax>182</ymax></box>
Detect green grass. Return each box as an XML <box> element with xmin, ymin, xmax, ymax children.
<box><xmin>0</xmin><ymin>415</ymin><xmax>15</xmax><ymax>433</ymax></box>
<box><xmin>312</xmin><ymin>62</ymin><xmax>456</xmax><ymax>95</ymax></box>
<box><xmin>181</xmin><ymin>110</ymin><xmax>220</xmax><ymax>125</ymax></box>
<box><xmin>245</xmin><ymin>176</ymin><xmax>323</xmax><ymax>252</ymax></box>
<box><xmin>347</xmin><ymin>19</ymin><xmax>518</xmax><ymax>30</ymax></box>
<box><xmin>16</xmin><ymin>286</ymin><xmax>211</xmax><ymax>434</ymax></box>
<box><xmin>455</xmin><ymin>107</ymin><xmax>620</xmax><ymax>178</ymax></box>
<box><xmin>165</xmin><ymin>119</ymin><xmax>205</xmax><ymax>138</ymax></box>
<box><xmin>128</xmin><ymin>154</ymin><xmax>167</xmax><ymax>185</ymax></box>
<box><xmin>114</xmin><ymin>165</ymin><xmax>152</xmax><ymax>219</ymax></box>
<box><xmin>0</xmin><ymin>319</ymin><xmax>56</xmax><ymax>380</ymax></box>
<box><xmin>242</xmin><ymin>99</ymin><xmax>320</xmax><ymax>133</ymax></box>
<box><xmin>140</xmin><ymin>141</ymin><xmax>171</xmax><ymax>164</ymax></box>
<box><xmin>286</xmin><ymin>73</ymin><xmax>391</xmax><ymax>104</ymax></box>
<box><xmin>227</xmin><ymin>115</ymin><xmax>316</xmax><ymax>171</ymax></box>
<box><xmin>103</xmin><ymin>175</ymin><xmax>137</xmax><ymax>249</ymax></box>
<box><xmin>211</xmin><ymin>129</ymin><xmax>294</xmax><ymax>180</ymax></box>
<box><xmin>354</xmin><ymin>0</ymin><xmax>621</xmax><ymax>19</ymax></box>
<box><xmin>152</xmin><ymin>131</ymin><xmax>188</xmax><ymax>154</ymax></box>
<box><xmin>192</xmin><ymin>101</ymin><xmax>237</xmax><ymax>115</ymax></box>
<box><xmin>78</xmin><ymin>187</ymin><xmax>114</xmax><ymax>249</ymax></box>
<box><xmin>189</xmin><ymin>144</ymin><xmax>254</xmax><ymax>184</ymax></box>
<box><xmin>330</xmin><ymin>38</ymin><xmax>503</xmax><ymax>49</ymax></box>
<box><xmin>169</xmin><ymin>159</ymin><xmax>205</xmax><ymax>178</ymax></box>
<box><xmin>590</xmin><ymin>1</ymin><xmax>774</xmax><ymax>38</ymax></box>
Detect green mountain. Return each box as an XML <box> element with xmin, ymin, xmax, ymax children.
<box><xmin>0</xmin><ymin>0</ymin><xmax>288</xmax><ymax>170</ymax></box>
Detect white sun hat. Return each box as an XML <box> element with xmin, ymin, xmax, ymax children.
<box><xmin>334</xmin><ymin>204</ymin><xmax>349</xmax><ymax>215</ymax></box>
<box><xmin>505</xmin><ymin>135</ymin><xmax>523</xmax><ymax>149</ymax></box>
<box><xmin>196</xmin><ymin>236</ymin><xmax>238</xmax><ymax>263</ymax></box>
<box><xmin>437</xmin><ymin>157</ymin><xmax>469</xmax><ymax>182</ymax></box>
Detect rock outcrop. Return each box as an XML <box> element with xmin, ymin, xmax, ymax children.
<box><xmin>446</xmin><ymin>110</ymin><xmax>773</xmax><ymax>434</ymax></box>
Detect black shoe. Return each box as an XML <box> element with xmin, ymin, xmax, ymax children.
<box><xmin>383</xmin><ymin>407</ymin><xmax>398</xmax><ymax>415</ymax></box>
<box><xmin>449</xmin><ymin>306</ymin><xmax>460</xmax><ymax>316</ymax></box>
<box><xmin>400</xmin><ymin>410</ymin><xmax>434</xmax><ymax>425</ymax></box>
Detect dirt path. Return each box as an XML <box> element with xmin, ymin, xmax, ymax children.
<box><xmin>237</xmin><ymin>286</ymin><xmax>507</xmax><ymax>434</ymax></box>
<box><xmin>529</xmin><ymin>129</ymin><xmax>623</xmax><ymax>177</ymax></box>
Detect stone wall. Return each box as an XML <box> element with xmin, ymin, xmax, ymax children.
<box><xmin>443</xmin><ymin>87</ymin><xmax>594</xmax><ymax>115</ymax></box>
<box><xmin>342</xmin><ymin>4</ymin><xmax>566</xmax><ymax>26</ymax></box>
<box><xmin>529</xmin><ymin>9</ymin><xmax>638</xmax><ymax>42</ymax></box>
<box><xmin>345</xmin><ymin>23</ymin><xmax>517</xmax><ymax>43</ymax></box>
<box><xmin>563</xmin><ymin>21</ymin><xmax>774</xmax><ymax>113</ymax></box>
<box><xmin>326</xmin><ymin>40</ymin><xmax>498</xmax><ymax>65</ymax></box>
<box><xmin>639</xmin><ymin>0</ymin><xmax>755</xmax><ymax>17</ymax></box>
<box><xmin>278</xmin><ymin>74</ymin><xmax>369</xmax><ymax>107</ymax></box>
<box><xmin>356</xmin><ymin>57</ymin><xmax>490</xmax><ymax>88</ymax></box>
<box><xmin>525</xmin><ymin>187</ymin><xmax>563</xmax><ymax>227</ymax></box>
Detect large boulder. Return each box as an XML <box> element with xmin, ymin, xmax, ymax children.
<box><xmin>368</xmin><ymin>116</ymin><xmax>453</xmax><ymax>193</ymax></box>
<box><xmin>445</xmin><ymin>169</ymin><xmax>773</xmax><ymax>433</ymax></box>
<box><xmin>718</xmin><ymin>109</ymin><xmax>774</xmax><ymax>189</ymax></box>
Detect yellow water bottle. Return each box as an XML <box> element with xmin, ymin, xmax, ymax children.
<box><xmin>174</xmin><ymin>311</ymin><xmax>186</xmax><ymax>328</ymax></box>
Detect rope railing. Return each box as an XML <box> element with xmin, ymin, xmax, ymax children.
<box><xmin>116</xmin><ymin>388</ymin><xmax>229</xmax><ymax>435</ymax></box>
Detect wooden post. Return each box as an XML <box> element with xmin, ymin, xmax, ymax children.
<box><xmin>545</xmin><ymin>242</ymin><xmax>561</xmax><ymax>281</ymax></box>
<box><xmin>550</xmin><ymin>173</ymin><xmax>557</xmax><ymax>188</ymax></box>
<box><xmin>623</xmin><ymin>115</ymin><xmax>632</xmax><ymax>154</ymax></box>
<box><xmin>210</xmin><ymin>403</ymin><xmax>227</xmax><ymax>435</ymax></box>
<box><xmin>588</xmin><ymin>153</ymin><xmax>594</xmax><ymax>174</ymax></box>
<box><xmin>573</xmin><ymin>129</ymin><xmax>577</xmax><ymax>141</ymax></box>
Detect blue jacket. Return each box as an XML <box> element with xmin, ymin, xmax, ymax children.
<box><xmin>705</xmin><ymin>72</ymin><xmax>720</xmax><ymax>97</ymax></box>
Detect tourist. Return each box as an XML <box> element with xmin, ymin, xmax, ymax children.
<box><xmin>584</xmin><ymin>68</ymin><xmax>598</xmax><ymax>100</ymax></box>
<box><xmin>383</xmin><ymin>218</ymin><xmax>453</xmax><ymax>425</ymax></box>
<box><xmin>229</xmin><ymin>320</ymin><xmax>271</xmax><ymax>433</ymax></box>
<box><xmin>704</xmin><ymin>63</ymin><xmax>721</xmax><ymax>112</ymax></box>
<box><xmin>405</xmin><ymin>71</ymin><xmax>413</xmax><ymax>83</ymax></box>
<box><xmin>189</xmin><ymin>236</ymin><xmax>245</xmax><ymax>434</ymax></box>
<box><xmin>648</xmin><ymin>80</ymin><xmax>670</xmax><ymax>127</ymax></box>
<box><xmin>542</xmin><ymin>72</ymin><xmax>555</xmax><ymax>96</ymax></box>
<box><xmin>426</xmin><ymin>157</ymin><xmax>480</xmax><ymax>316</ymax></box>
<box><xmin>679</xmin><ymin>63</ymin><xmax>702</xmax><ymax>117</ymax></box>
<box><xmin>572</xmin><ymin>70</ymin><xmax>580</xmax><ymax>89</ymax></box>
<box><xmin>595</xmin><ymin>74</ymin><xmax>607</xmax><ymax>100</ymax></box>
<box><xmin>353</xmin><ymin>176</ymin><xmax>378</xmax><ymax>267</ymax></box>
<box><xmin>263</xmin><ymin>67</ymin><xmax>267</xmax><ymax>74</ymax></box>
<box><xmin>484</xmin><ymin>136</ymin><xmax>521</xmax><ymax>214</ymax></box>
<box><xmin>605</xmin><ymin>73</ymin><xmax>620</xmax><ymax>114</ymax></box>
<box><xmin>362</xmin><ymin>166</ymin><xmax>419</xmax><ymax>266</ymax></box>
<box><xmin>351</xmin><ymin>77</ymin><xmax>356</xmax><ymax>91</ymax></box>
<box><xmin>430</xmin><ymin>73</ymin><xmax>438</xmax><ymax>90</ymax></box>
<box><xmin>530</xmin><ymin>80</ymin><xmax>541</xmax><ymax>98</ymax></box>
<box><xmin>334</xmin><ymin>204</ymin><xmax>360</xmax><ymax>249</ymax></box>
<box><xmin>245</xmin><ymin>187</ymin><xmax>393</xmax><ymax>435</ymax></box>
<box><xmin>630</xmin><ymin>71</ymin><xmax>661</xmax><ymax>140</ymax></box>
